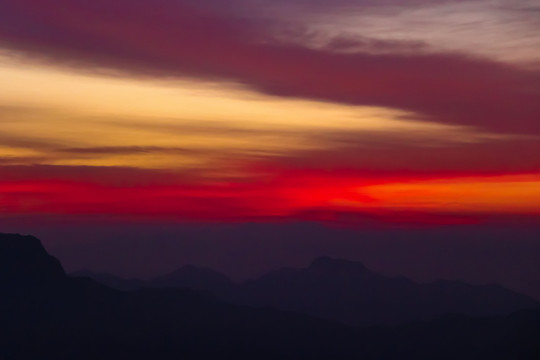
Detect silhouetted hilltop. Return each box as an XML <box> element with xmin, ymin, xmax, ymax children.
<box><xmin>0</xmin><ymin>233</ymin><xmax>355</xmax><ymax>359</ymax></box>
<box><xmin>4</xmin><ymin>233</ymin><xmax>539</xmax><ymax>359</ymax></box>
<box><xmin>151</xmin><ymin>265</ymin><xmax>236</xmax><ymax>294</ymax></box>
<box><xmin>73</xmin><ymin>265</ymin><xmax>236</xmax><ymax>293</ymax></box>
<box><xmin>0</xmin><ymin>233</ymin><xmax>65</xmax><ymax>294</ymax></box>
<box><xmin>238</xmin><ymin>256</ymin><xmax>539</xmax><ymax>325</ymax></box>
<box><xmin>70</xmin><ymin>269</ymin><xmax>144</xmax><ymax>290</ymax></box>
<box><xmin>309</xmin><ymin>256</ymin><xmax>375</xmax><ymax>277</ymax></box>
<box><xmin>76</xmin><ymin>255</ymin><xmax>539</xmax><ymax>326</ymax></box>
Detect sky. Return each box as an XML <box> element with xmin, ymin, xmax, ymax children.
<box><xmin>0</xmin><ymin>1</ymin><xmax>539</xmax><ymax>294</ymax></box>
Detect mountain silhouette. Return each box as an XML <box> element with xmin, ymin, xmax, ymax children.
<box><xmin>236</xmin><ymin>256</ymin><xmax>539</xmax><ymax>325</ymax></box>
<box><xmin>1</xmin><ymin>233</ymin><xmax>65</xmax><ymax>286</ymax></box>
<box><xmin>0</xmin><ymin>233</ymin><xmax>356</xmax><ymax>359</ymax></box>
<box><xmin>4</xmin><ymin>232</ymin><xmax>539</xmax><ymax>359</ymax></box>
<box><xmin>70</xmin><ymin>269</ymin><xmax>145</xmax><ymax>290</ymax></box>
<box><xmin>75</xmin><ymin>255</ymin><xmax>539</xmax><ymax>326</ymax></box>
<box><xmin>73</xmin><ymin>265</ymin><xmax>236</xmax><ymax>294</ymax></box>
<box><xmin>151</xmin><ymin>265</ymin><xmax>236</xmax><ymax>294</ymax></box>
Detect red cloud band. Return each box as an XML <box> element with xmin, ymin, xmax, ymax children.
<box><xmin>1</xmin><ymin>167</ymin><xmax>539</xmax><ymax>226</ymax></box>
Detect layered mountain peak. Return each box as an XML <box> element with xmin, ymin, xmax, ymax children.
<box><xmin>308</xmin><ymin>256</ymin><xmax>372</xmax><ymax>277</ymax></box>
<box><xmin>165</xmin><ymin>265</ymin><xmax>231</xmax><ymax>280</ymax></box>
<box><xmin>0</xmin><ymin>233</ymin><xmax>65</xmax><ymax>287</ymax></box>
<box><xmin>152</xmin><ymin>265</ymin><xmax>235</xmax><ymax>293</ymax></box>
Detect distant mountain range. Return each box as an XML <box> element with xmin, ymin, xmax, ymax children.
<box><xmin>2</xmin><ymin>232</ymin><xmax>540</xmax><ymax>359</ymax></box>
<box><xmin>73</xmin><ymin>256</ymin><xmax>539</xmax><ymax>326</ymax></box>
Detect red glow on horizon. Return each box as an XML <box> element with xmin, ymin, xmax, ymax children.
<box><xmin>1</xmin><ymin>170</ymin><xmax>539</xmax><ymax>226</ymax></box>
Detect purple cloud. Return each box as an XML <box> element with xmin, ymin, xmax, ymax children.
<box><xmin>0</xmin><ymin>0</ymin><xmax>539</xmax><ymax>136</ymax></box>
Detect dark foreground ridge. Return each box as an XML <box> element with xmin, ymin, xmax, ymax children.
<box><xmin>2</xmin><ymin>233</ymin><xmax>540</xmax><ymax>360</ymax></box>
<box><xmin>74</xmin><ymin>256</ymin><xmax>539</xmax><ymax>326</ymax></box>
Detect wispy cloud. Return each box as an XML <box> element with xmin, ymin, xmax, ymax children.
<box><xmin>56</xmin><ymin>146</ymin><xmax>196</xmax><ymax>156</ymax></box>
<box><xmin>1</xmin><ymin>103</ymin><xmax>537</xmax><ymax>175</ymax></box>
<box><xmin>1</xmin><ymin>0</ymin><xmax>539</xmax><ymax>224</ymax></box>
<box><xmin>1</xmin><ymin>0</ymin><xmax>539</xmax><ymax>135</ymax></box>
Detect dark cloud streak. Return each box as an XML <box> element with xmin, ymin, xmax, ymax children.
<box><xmin>57</xmin><ymin>146</ymin><xmax>195</xmax><ymax>155</ymax></box>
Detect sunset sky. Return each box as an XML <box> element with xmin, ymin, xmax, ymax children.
<box><xmin>1</xmin><ymin>0</ymin><xmax>539</xmax><ymax>225</ymax></box>
<box><xmin>1</xmin><ymin>0</ymin><xmax>540</xmax><ymax>297</ymax></box>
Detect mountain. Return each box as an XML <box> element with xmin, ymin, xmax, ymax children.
<box><xmin>150</xmin><ymin>265</ymin><xmax>236</xmax><ymax>294</ymax></box>
<box><xmin>236</xmin><ymin>256</ymin><xmax>540</xmax><ymax>325</ymax></box>
<box><xmin>2</xmin><ymin>233</ymin><xmax>540</xmax><ymax>359</ymax></box>
<box><xmin>74</xmin><ymin>256</ymin><xmax>539</xmax><ymax>326</ymax></box>
<box><xmin>73</xmin><ymin>265</ymin><xmax>236</xmax><ymax>294</ymax></box>
<box><xmin>70</xmin><ymin>269</ymin><xmax>145</xmax><ymax>290</ymax></box>
<box><xmin>1</xmin><ymin>233</ymin><xmax>65</xmax><ymax>286</ymax></box>
<box><xmin>0</xmin><ymin>233</ymin><xmax>356</xmax><ymax>359</ymax></box>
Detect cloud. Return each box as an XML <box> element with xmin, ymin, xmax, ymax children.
<box><xmin>191</xmin><ymin>0</ymin><xmax>482</xmax><ymax>12</ymax></box>
<box><xmin>0</xmin><ymin>156</ymin><xmax>49</xmax><ymax>165</ymax></box>
<box><xmin>275</xmin><ymin>137</ymin><xmax>540</xmax><ymax>175</ymax></box>
<box><xmin>1</xmin><ymin>102</ymin><xmax>538</xmax><ymax>176</ymax></box>
<box><xmin>0</xmin><ymin>165</ymin><xmax>197</xmax><ymax>186</ymax></box>
<box><xmin>57</xmin><ymin>146</ymin><xmax>196</xmax><ymax>155</ymax></box>
<box><xmin>0</xmin><ymin>0</ymin><xmax>539</xmax><ymax>136</ymax></box>
<box><xmin>1</xmin><ymin>165</ymin><xmax>539</xmax><ymax>225</ymax></box>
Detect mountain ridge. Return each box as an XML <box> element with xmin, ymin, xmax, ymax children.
<box><xmin>2</xmin><ymin>232</ymin><xmax>540</xmax><ymax>359</ymax></box>
<box><xmin>72</xmin><ymin>255</ymin><xmax>539</xmax><ymax>326</ymax></box>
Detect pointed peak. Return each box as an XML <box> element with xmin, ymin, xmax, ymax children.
<box><xmin>168</xmin><ymin>265</ymin><xmax>222</xmax><ymax>277</ymax></box>
<box><xmin>0</xmin><ymin>233</ymin><xmax>66</xmax><ymax>284</ymax></box>
<box><xmin>156</xmin><ymin>265</ymin><xmax>234</xmax><ymax>285</ymax></box>
<box><xmin>309</xmin><ymin>256</ymin><xmax>368</xmax><ymax>273</ymax></box>
<box><xmin>0</xmin><ymin>233</ymin><xmax>46</xmax><ymax>253</ymax></box>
